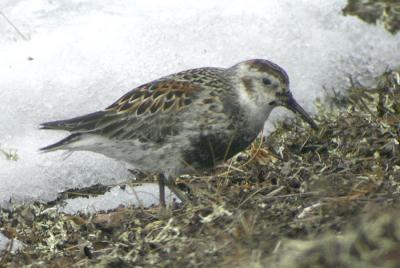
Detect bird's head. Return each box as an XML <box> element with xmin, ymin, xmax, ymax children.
<box><xmin>229</xmin><ymin>59</ymin><xmax>318</xmax><ymax>129</ymax></box>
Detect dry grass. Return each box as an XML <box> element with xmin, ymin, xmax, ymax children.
<box><xmin>343</xmin><ymin>0</ymin><xmax>400</xmax><ymax>34</ymax></box>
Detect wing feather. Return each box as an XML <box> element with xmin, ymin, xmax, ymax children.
<box><xmin>41</xmin><ymin>79</ymin><xmax>202</xmax><ymax>143</ymax></box>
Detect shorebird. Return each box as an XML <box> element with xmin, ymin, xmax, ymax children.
<box><xmin>40</xmin><ymin>59</ymin><xmax>318</xmax><ymax>206</ymax></box>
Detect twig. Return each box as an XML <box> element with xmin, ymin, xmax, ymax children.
<box><xmin>0</xmin><ymin>238</ymin><xmax>14</xmax><ymax>265</ymax></box>
<box><xmin>262</xmin><ymin>191</ymin><xmax>321</xmax><ymax>200</ymax></box>
<box><xmin>266</xmin><ymin>186</ymin><xmax>286</xmax><ymax>197</ymax></box>
<box><xmin>237</xmin><ymin>185</ymin><xmax>273</xmax><ymax>209</ymax></box>
<box><xmin>0</xmin><ymin>11</ymin><xmax>29</xmax><ymax>41</ymax></box>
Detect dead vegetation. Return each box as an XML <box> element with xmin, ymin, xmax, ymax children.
<box><xmin>1</xmin><ymin>67</ymin><xmax>400</xmax><ymax>267</ymax></box>
<box><xmin>0</xmin><ymin>145</ymin><xmax>18</xmax><ymax>161</ymax></box>
<box><xmin>343</xmin><ymin>0</ymin><xmax>400</xmax><ymax>34</ymax></box>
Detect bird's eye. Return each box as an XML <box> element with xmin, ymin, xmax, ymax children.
<box><xmin>262</xmin><ymin>78</ymin><xmax>272</xmax><ymax>85</ymax></box>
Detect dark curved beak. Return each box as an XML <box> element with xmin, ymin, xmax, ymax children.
<box><xmin>283</xmin><ymin>93</ymin><xmax>318</xmax><ymax>130</ymax></box>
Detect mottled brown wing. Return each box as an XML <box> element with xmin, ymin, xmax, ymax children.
<box><xmin>41</xmin><ymin>79</ymin><xmax>202</xmax><ymax>143</ymax></box>
<box><xmin>105</xmin><ymin>79</ymin><xmax>196</xmax><ymax>115</ymax></box>
<box><xmin>96</xmin><ymin>79</ymin><xmax>200</xmax><ymax>142</ymax></box>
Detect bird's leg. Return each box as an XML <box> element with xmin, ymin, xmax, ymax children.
<box><xmin>164</xmin><ymin>177</ymin><xmax>189</xmax><ymax>204</ymax></box>
<box><xmin>158</xmin><ymin>173</ymin><xmax>166</xmax><ymax>207</ymax></box>
<box><xmin>159</xmin><ymin>174</ymin><xmax>189</xmax><ymax>207</ymax></box>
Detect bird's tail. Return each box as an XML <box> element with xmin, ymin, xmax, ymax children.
<box><xmin>40</xmin><ymin>111</ymin><xmax>108</xmax><ymax>132</ymax></box>
<box><xmin>39</xmin><ymin>133</ymin><xmax>82</xmax><ymax>152</ymax></box>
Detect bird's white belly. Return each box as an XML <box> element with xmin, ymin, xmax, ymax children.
<box><xmin>74</xmin><ymin>134</ymin><xmax>193</xmax><ymax>176</ymax></box>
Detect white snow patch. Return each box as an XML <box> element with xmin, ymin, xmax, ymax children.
<box><xmin>60</xmin><ymin>183</ymin><xmax>179</xmax><ymax>214</ymax></box>
<box><xmin>0</xmin><ymin>0</ymin><xmax>399</xmax><ymax>209</ymax></box>
<box><xmin>0</xmin><ymin>232</ymin><xmax>24</xmax><ymax>253</ymax></box>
